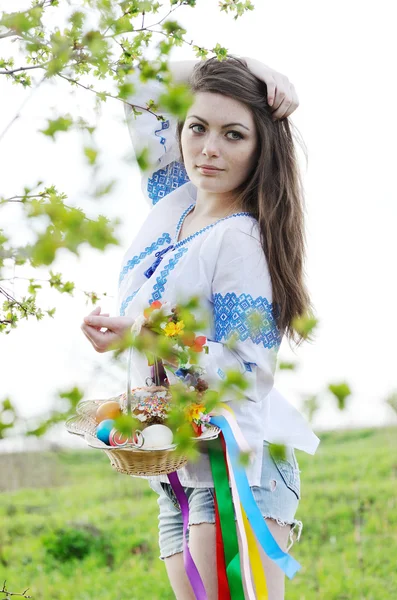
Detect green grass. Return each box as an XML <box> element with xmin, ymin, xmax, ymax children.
<box><xmin>0</xmin><ymin>426</ymin><xmax>396</xmax><ymax>599</ymax></box>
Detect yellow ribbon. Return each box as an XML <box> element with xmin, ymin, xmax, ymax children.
<box><xmin>242</xmin><ymin>506</ymin><xmax>268</xmax><ymax>599</ymax></box>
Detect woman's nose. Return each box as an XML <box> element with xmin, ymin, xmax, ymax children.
<box><xmin>201</xmin><ymin>136</ymin><xmax>220</xmax><ymax>157</ymax></box>
<box><xmin>202</xmin><ymin>142</ymin><xmax>219</xmax><ymax>156</ymax></box>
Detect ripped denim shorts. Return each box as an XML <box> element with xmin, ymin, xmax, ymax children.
<box><xmin>148</xmin><ymin>440</ymin><xmax>303</xmax><ymax>560</ymax></box>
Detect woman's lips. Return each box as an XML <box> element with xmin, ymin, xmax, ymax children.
<box><xmin>197</xmin><ymin>166</ymin><xmax>223</xmax><ymax>174</ymax></box>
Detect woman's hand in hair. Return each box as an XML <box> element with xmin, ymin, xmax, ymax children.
<box><xmin>81</xmin><ymin>306</ymin><xmax>134</xmax><ymax>353</ymax></box>
<box><xmin>242</xmin><ymin>56</ymin><xmax>299</xmax><ymax>121</ymax></box>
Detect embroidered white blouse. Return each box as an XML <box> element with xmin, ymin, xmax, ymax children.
<box><xmin>118</xmin><ymin>71</ymin><xmax>320</xmax><ymax>488</ymax></box>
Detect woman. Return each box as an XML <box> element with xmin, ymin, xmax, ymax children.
<box><xmin>81</xmin><ymin>55</ymin><xmax>320</xmax><ymax>599</ymax></box>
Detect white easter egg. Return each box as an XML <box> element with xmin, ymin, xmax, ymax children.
<box><xmin>142</xmin><ymin>424</ymin><xmax>173</xmax><ymax>449</ymax></box>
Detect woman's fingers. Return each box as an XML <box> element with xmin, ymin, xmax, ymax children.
<box><xmin>264</xmin><ymin>76</ymin><xmax>277</xmax><ymax>107</ymax></box>
<box><xmin>84</xmin><ymin>315</ymin><xmax>115</xmax><ymax>329</ymax></box>
<box><xmin>83</xmin><ymin>315</ymin><xmax>134</xmax><ymax>335</ymax></box>
<box><xmin>270</xmin><ymin>75</ymin><xmax>296</xmax><ymax>121</ymax></box>
<box><xmin>271</xmin><ymin>77</ymin><xmax>300</xmax><ymax>121</ymax></box>
<box><xmin>243</xmin><ymin>56</ymin><xmax>299</xmax><ymax>121</ymax></box>
<box><xmin>81</xmin><ymin>324</ymin><xmax>102</xmax><ymax>353</ymax></box>
<box><xmin>81</xmin><ymin>312</ymin><xmax>134</xmax><ymax>353</ymax></box>
<box><xmin>81</xmin><ymin>322</ymin><xmax>117</xmax><ymax>353</ymax></box>
<box><xmin>83</xmin><ymin>309</ymin><xmax>110</xmax><ymax>331</ymax></box>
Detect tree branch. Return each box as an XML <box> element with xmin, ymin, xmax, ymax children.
<box><xmin>56</xmin><ymin>72</ymin><xmax>163</xmax><ymax>119</ymax></box>
<box><xmin>0</xmin><ymin>31</ymin><xmax>20</xmax><ymax>39</ymax></box>
<box><xmin>0</xmin><ymin>63</ymin><xmax>48</xmax><ymax>76</ymax></box>
<box><xmin>1</xmin><ymin>580</ymin><xmax>32</xmax><ymax>598</ymax></box>
<box><xmin>1</xmin><ymin>194</ymin><xmax>105</xmax><ymax>224</ymax></box>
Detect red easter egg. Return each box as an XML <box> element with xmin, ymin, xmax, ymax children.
<box><xmin>109</xmin><ymin>428</ymin><xmax>130</xmax><ymax>447</ymax></box>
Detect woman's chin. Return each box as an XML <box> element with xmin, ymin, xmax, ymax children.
<box><xmin>188</xmin><ymin>173</ymin><xmax>228</xmax><ymax>193</ymax></box>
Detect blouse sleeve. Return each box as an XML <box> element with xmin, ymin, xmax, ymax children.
<box><xmin>198</xmin><ymin>226</ymin><xmax>282</xmax><ymax>403</ymax></box>
<box><xmin>124</xmin><ymin>70</ymin><xmax>190</xmax><ymax>208</ymax></box>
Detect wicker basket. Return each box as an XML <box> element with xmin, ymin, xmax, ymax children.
<box><xmin>65</xmin><ymin>350</ymin><xmax>219</xmax><ymax>475</ymax></box>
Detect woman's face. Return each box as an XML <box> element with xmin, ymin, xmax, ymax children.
<box><xmin>180</xmin><ymin>91</ymin><xmax>258</xmax><ymax>195</ymax></box>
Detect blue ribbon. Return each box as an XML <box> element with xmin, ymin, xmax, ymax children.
<box><xmin>144</xmin><ymin>245</ymin><xmax>174</xmax><ymax>278</ymax></box>
<box><xmin>210</xmin><ymin>415</ymin><xmax>302</xmax><ymax>579</ymax></box>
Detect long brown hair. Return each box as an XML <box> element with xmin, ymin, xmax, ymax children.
<box><xmin>175</xmin><ymin>55</ymin><xmax>315</xmax><ymax>348</ymax></box>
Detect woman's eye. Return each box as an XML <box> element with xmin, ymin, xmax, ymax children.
<box><xmin>190</xmin><ymin>124</ymin><xmax>205</xmax><ymax>133</ymax></box>
<box><xmin>189</xmin><ymin>124</ymin><xmax>243</xmax><ymax>140</ymax></box>
<box><xmin>226</xmin><ymin>131</ymin><xmax>243</xmax><ymax>140</ymax></box>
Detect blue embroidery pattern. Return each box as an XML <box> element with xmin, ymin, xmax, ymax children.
<box><xmin>213</xmin><ymin>292</ymin><xmax>282</xmax><ymax>350</ymax></box>
<box><xmin>120</xmin><ymin>289</ymin><xmax>139</xmax><ymax>316</ymax></box>
<box><xmin>148</xmin><ymin>161</ymin><xmax>190</xmax><ymax>206</ymax></box>
<box><xmin>118</xmin><ymin>233</ymin><xmax>172</xmax><ymax>287</ymax></box>
<box><xmin>243</xmin><ymin>362</ymin><xmax>257</xmax><ymax>372</ymax></box>
<box><xmin>217</xmin><ymin>368</ymin><xmax>226</xmax><ymax>380</ymax></box>
<box><xmin>154</xmin><ymin>119</ymin><xmax>170</xmax><ymax>152</ymax></box>
<box><xmin>149</xmin><ymin>246</ymin><xmax>188</xmax><ymax>303</ymax></box>
<box><xmin>174</xmin><ymin>203</ymin><xmax>257</xmax><ymax>248</ymax></box>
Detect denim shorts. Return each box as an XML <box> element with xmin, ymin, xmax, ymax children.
<box><xmin>149</xmin><ymin>441</ymin><xmax>303</xmax><ymax>560</ymax></box>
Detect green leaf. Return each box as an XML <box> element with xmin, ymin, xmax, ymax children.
<box><xmin>158</xmin><ymin>83</ymin><xmax>194</xmax><ymax>119</ymax></box>
<box><xmin>40</xmin><ymin>116</ymin><xmax>73</xmax><ymax>140</ymax></box>
<box><xmin>328</xmin><ymin>382</ymin><xmax>352</xmax><ymax>411</ymax></box>
<box><xmin>237</xmin><ymin>450</ymin><xmax>251</xmax><ymax>468</ymax></box>
<box><xmin>0</xmin><ymin>6</ymin><xmax>43</xmax><ymax>35</ymax></box>
<box><xmin>136</xmin><ymin>147</ymin><xmax>150</xmax><ymax>172</ymax></box>
<box><xmin>117</xmin><ymin>81</ymin><xmax>135</xmax><ymax>100</ymax></box>
<box><xmin>93</xmin><ymin>180</ymin><xmax>116</xmax><ymax>198</ymax></box>
<box><xmin>292</xmin><ymin>311</ymin><xmax>318</xmax><ymax>339</ymax></box>
<box><xmin>59</xmin><ymin>387</ymin><xmax>84</xmax><ymax>410</ymax></box>
<box><xmin>279</xmin><ymin>361</ymin><xmax>296</xmax><ymax>371</ymax></box>
<box><xmin>84</xmin><ymin>146</ymin><xmax>98</xmax><ymax>166</ymax></box>
<box><xmin>30</xmin><ymin>231</ymin><xmax>60</xmax><ymax>266</ymax></box>
<box><xmin>114</xmin><ymin>414</ymin><xmax>140</xmax><ymax>436</ymax></box>
<box><xmin>269</xmin><ymin>443</ymin><xmax>287</xmax><ymax>461</ymax></box>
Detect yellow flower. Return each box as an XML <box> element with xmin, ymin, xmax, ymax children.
<box><xmin>186</xmin><ymin>403</ymin><xmax>206</xmax><ymax>422</ymax></box>
<box><xmin>164</xmin><ymin>320</ymin><xmax>185</xmax><ymax>337</ymax></box>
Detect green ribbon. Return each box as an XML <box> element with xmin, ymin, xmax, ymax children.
<box><xmin>208</xmin><ymin>436</ymin><xmax>245</xmax><ymax>599</ymax></box>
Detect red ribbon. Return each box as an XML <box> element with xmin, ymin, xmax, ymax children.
<box><xmin>214</xmin><ymin>493</ymin><xmax>231</xmax><ymax>600</ymax></box>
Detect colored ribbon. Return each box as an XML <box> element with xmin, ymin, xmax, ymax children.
<box><xmin>221</xmin><ymin>436</ymin><xmax>257</xmax><ymax>600</ymax></box>
<box><xmin>220</xmin><ymin>432</ymin><xmax>268</xmax><ymax>598</ymax></box>
<box><xmin>242</xmin><ymin>508</ymin><xmax>269</xmax><ymax>599</ymax></box>
<box><xmin>208</xmin><ymin>436</ymin><xmax>245</xmax><ymax>599</ymax></box>
<box><xmin>167</xmin><ymin>471</ymin><xmax>208</xmax><ymax>600</ymax></box>
<box><xmin>214</xmin><ymin>492</ymin><xmax>231</xmax><ymax>600</ymax></box>
<box><xmin>213</xmin><ymin>404</ymin><xmax>268</xmax><ymax>596</ymax></box>
<box><xmin>217</xmin><ymin>429</ymin><xmax>269</xmax><ymax>599</ymax></box>
<box><xmin>210</xmin><ymin>415</ymin><xmax>302</xmax><ymax>579</ymax></box>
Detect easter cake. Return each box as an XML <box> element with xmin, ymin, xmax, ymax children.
<box><xmin>119</xmin><ymin>385</ymin><xmax>172</xmax><ymax>426</ymax></box>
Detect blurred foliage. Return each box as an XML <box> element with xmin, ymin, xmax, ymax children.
<box><xmin>42</xmin><ymin>523</ymin><xmax>114</xmax><ymax>566</ymax></box>
<box><xmin>328</xmin><ymin>382</ymin><xmax>352</xmax><ymax>411</ymax></box>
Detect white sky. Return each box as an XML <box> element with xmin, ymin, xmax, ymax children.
<box><xmin>0</xmin><ymin>0</ymin><xmax>396</xmax><ymax>452</ymax></box>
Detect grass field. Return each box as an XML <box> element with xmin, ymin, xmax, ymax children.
<box><xmin>0</xmin><ymin>426</ymin><xmax>396</xmax><ymax>599</ymax></box>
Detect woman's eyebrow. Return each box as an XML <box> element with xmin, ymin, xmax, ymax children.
<box><xmin>187</xmin><ymin>115</ymin><xmax>250</xmax><ymax>131</ymax></box>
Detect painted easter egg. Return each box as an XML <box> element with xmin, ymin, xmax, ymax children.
<box><xmin>96</xmin><ymin>419</ymin><xmax>115</xmax><ymax>445</ymax></box>
<box><xmin>141</xmin><ymin>424</ymin><xmax>173</xmax><ymax>449</ymax></box>
<box><xmin>95</xmin><ymin>401</ymin><xmax>122</xmax><ymax>424</ymax></box>
<box><xmin>109</xmin><ymin>428</ymin><xmax>130</xmax><ymax>447</ymax></box>
<box><xmin>108</xmin><ymin>429</ymin><xmax>143</xmax><ymax>448</ymax></box>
